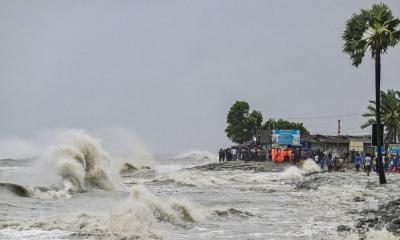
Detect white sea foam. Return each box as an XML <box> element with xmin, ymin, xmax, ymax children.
<box><xmin>302</xmin><ymin>159</ymin><xmax>321</xmax><ymax>174</ymax></box>
<box><xmin>128</xmin><ymin>185</ymin><xmax>204</xmax><ymax>223</ymax></box>
<box><xmin>279</xmin><ymin>166</ymin><xmax>304</xmax><ymax>180</ymax></box>
<box><xmin>344</xmin><ymin>228</ymin><xmax>398</xmax><ymax>240</ymax></box>
<box><xmin>8</xmin><ymin>185</ymin><xmax>204</xmax><ymax>239</ymax></box>
<box><xmin>156</xmin><ymin>170</ymin><xmax>229</xmax><ymax>186</ymax></box>
<box><xmin>277</xmin><ymin>159</ymin><xmax>320</xmax><ymax>180</ymax></box>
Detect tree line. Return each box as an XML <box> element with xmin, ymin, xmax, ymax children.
<box><xmin>362</xmin><ymin>89</ymin><xmax>400</xmax><ymax>144</ymax></box>
<box><xmin>225</xmin><ymin>101</ymin><xmax>309</xmax><ymax>144</ymax></box>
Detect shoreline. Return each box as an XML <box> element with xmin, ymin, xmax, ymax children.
<box><xmin>191</xmin><ymin>160</ymin><xmax>400</xmax><ymax>238</ymax></box>
<box><xmin>189</xmin><ymin>160</ymin><xmax>291</xmax><ymax>172</ymax></box>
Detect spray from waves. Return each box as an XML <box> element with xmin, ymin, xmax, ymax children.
<box><xmin>4</xmin><ymin>129</ymin><xmax>129</xmax><ymax>198</ymax></box>
<box><xmin>40</xmin><ymin>130</ymin><xmax>124</xmax><ymax>191</ymax></box>
<box><xmin>279</xmin><ymin>166</ymin><xmax>304</xmax><ymax>180</ymax></box>
<box><xmin>278</xmin><ymin>159</ymin><xmax>321</xmax><ymax>180</ymax></box>
<box><xmin>302</xmin><ymin>158</ymin><xmax>322</xmax><ymax>174</ymax></box>
<box><xmin>95</xmin><ymin>127</ymin><xmax>155</xmax><ymax>170</ymax></box>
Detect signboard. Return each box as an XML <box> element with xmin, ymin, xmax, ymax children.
<box><xmin>349</xmin><ymin>141</ymin><xmax>364</xmax><ymax>152</ymax></box>
<box><xmin>388</xmin><ymin>144</ymin><xmax>400</xmax><ymax>154</ymax></box>
<box><xmin>272</xmin><ymin>129</ymin><xmax>300</xmax><ymax>145</ymax></box>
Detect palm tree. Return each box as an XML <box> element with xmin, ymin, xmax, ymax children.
<box><xmin>343</xmin><ymin>3</ymin><xmax>400</xmax><ymax>184</ymax></box>
<box><xmin>362</xmin><ymin>89</ymin><xmax>400</xmax><ymax>144</ymax></box>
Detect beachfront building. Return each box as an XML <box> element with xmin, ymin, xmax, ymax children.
<box><xmin>347</xmin><ymin>135</ymin><xmax>373</xmax><ymax>155</ymax></box>
<box><xmin>301</xmin><ymin>134</ymin><xmax>373</xmax><ymax>157</ymax></box>
<box><xmin>301</xmin><ymin>135</ymin><xmax>349</xmax><ymax>156</ymax></box>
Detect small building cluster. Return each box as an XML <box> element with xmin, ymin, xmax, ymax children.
<box><xmin>220</xmin><ymin>131</ymin><xmax>374</xmax><ymax>162</ymax></box>
<box><xmin>301</xmin><ymin>134</ymin><xmax>372</xmax><ymax>157</ymax></box>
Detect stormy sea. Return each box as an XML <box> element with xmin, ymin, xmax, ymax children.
<box><xmin>1</xmin><ymin>130</ymin><xmax>400</xmax><ymax>240</ymax></box>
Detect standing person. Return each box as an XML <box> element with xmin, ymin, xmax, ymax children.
<box><xmin>319</xmin><ymin>152</ymin><xmax>325</xmax><ymax>170</ymax></box>
<box><xmin>355</xmin><ymin>153</ymin><xmax>362</xmax><ymax>172</ymax></box>
<box><xmin>225</xmin><ymin>149</ymin><xmax>229</xmax><ymax>161</ymax></box>
<box><xmin>218</xmin><ymin>149</ymin><xmax>223</xmax><ymax>162</ymax></box>
<box><xmin>364</xmin><ymin>153</ymin><xmax>372</xmax><ymax>176</ymax></box>
<box><xmin>327</xmin><ymin>155</ymin><xmax>333</xmax><ymax>172</ymax></box>
<box><xmin>338</xmin><ymin>157</ymin><xmax>344</xmax><ymax>172</ymax></box>
<box><xmin>332</xmin><ymin>157</ymin><xmax>337</xmax><ymax>172</ymax></box>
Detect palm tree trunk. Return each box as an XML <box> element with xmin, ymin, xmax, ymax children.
<box><xmin>376</xmin><ymin>50</ymin><xmax>387</xmax><ymax>184</ymax></box>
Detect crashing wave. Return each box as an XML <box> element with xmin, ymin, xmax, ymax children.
<box><xmin>5</xmin><ymin>130</ymin><xmax>128</xmax><ymax>198</ymax></box>
<box><xmin>278</xmin><ymin>159</ymin><xmax>321</xmax><ymax>180</ymax></box>
<box><xmin>40</xmin><ymin>130</ymin><xmax>123</xmax><ymax>192</ymax></box>
<box><xmin>302</xmin><ymin>158</ymin><xmax>322</xmax><ymax>174</ymax></box>
<box><xmin>17</xmin><ymin>185</ymin><xmax>204</xmax><ymax>239</ymax></box>
<box><xmin>174</xmin><ymin>151</ymin><xmax>218</xmax><ymax>161</ymax></box>
<box><xmin>129</xmin><ymin>185</ymin><xmax>204</xmax><ymax>223</ymax></box>
<box><xmin>279</xmin><ymin>166</ymin><xmax>304</xmax><ymax>180</ymax></box>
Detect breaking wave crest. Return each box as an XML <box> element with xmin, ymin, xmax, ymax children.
<box><xmin>0</xmin><ymin>183</ymin><xmax>30</xmax><ymax>197</ymax></box>
<box><xmin>279</xmin><ymin>166</ymin><xmax>304</xmax><ymax>180</ymax></box>
<box><xmin>302</xmin><ymin>158</ymin><xmax>322</xmax><ymax>174</ymax></box>
<box><xmin>129</xmin><ymin>185</ymin><xmax>204</xmax><ymax>223</ymax></box>
<box><xmin>20</xmin><ymin>185</ymin><xmax>204</xmax><ymax>240</ymax></box>
<box><xmin>278</xmin><ymin>159</ymin><xmax>321</xmax><ymax>180</ymax></box>
<box><xmin>41</xmin><ymin>130</ymin><xmax>123</xmax><ymax>192</ymax></box>
<box><xmin>12</xmin><ymin>130</ymin><xmax>127</xmax><ymax>198</ymax></box>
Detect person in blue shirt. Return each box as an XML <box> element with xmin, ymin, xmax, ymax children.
<box><xmin>354</xmin><ymin>153</ymin><xmax>362</xmax><ymax>172</ymax></box>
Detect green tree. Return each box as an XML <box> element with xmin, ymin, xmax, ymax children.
<box><xmin>343</xmin><ymin>3</ymin><xmax>400</xmax><ymax>184</ymax></box>
<box><xmin>225</xmin><ymin>101</ymin><xmax>263</xmax><ymax>144</ymax></box>
<box><xmin>262</xmin><ymin>118</ymin><xmax>310</xmax><ymax>135</ymax></box>
<box><xmin>362</xmin><ymin>89</ymin><xmax>400</xmax><ymax>144</ymax></box>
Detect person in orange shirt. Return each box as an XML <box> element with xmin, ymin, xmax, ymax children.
<box><xmin>271</xmin><ymin>148</ymin><xmax>276</xmax><ymax>162</ymax></box>
<box><xmin>279</xmin><ymin>149</ymin><xmax>285</xmax><ymax>162</ymax></box>
<box><xmin>288</xmin><ymin>149</ymin><xmax>293</xmax><ymax>163</ymax></box>
<box><xmin>275</xmin><ymin>148</ymin><xmax>281</xmax><ymax>163</ymax></box>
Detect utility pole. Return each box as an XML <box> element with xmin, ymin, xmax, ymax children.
<box><xmin>375</xmin><ymin>50</ymin><xmax>387</xmax><ymax>184</ymax></box>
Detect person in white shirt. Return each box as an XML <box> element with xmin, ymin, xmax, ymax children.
<box><xmin>364</xmin><ymin>153</ymin><xmax>372</xmax><ymax>176</ymax></box>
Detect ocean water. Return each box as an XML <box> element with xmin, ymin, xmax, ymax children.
<box><xmin>0</xmin><ymin>131</ymin><xmax>400</xmax><ymax>240</ymax></box>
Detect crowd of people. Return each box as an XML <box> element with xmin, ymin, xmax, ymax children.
<box><xmin>218</xmin><ymin>146</ymin><xmax>267</xmax><ymax>162</ymax></box>
<box><xmin>218</xmin><ymin>146</ymin><xmax>400</xmax><ymax>177</ymax></box>
<box><xmin>313</xmin><ymin>151</ymin><xmax>400</xmax><ymax>176</ymax></box>
<box><xmin>310</xmin><ymin>150</ymin><xmax>347</xmax><ymax>172</ymax></box>
<box><xmin>352</xmin><ymin>152</ymin><xmax>400</xmax><ymax>176</ymax></box>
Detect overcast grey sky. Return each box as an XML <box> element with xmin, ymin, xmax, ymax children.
<box><xmin>0</xmin><ymin>0</ymin><xmax>399</xmax><ymax>153</ymax></box>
